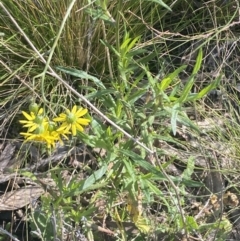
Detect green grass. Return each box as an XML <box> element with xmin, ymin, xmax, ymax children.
<box><xmin>1</xmin><ymin>0</ymin><xmax>240</xmax><ymax>241</ymax></box>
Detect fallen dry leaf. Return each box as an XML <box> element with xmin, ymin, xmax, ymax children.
<box><xmin>0</xmin><ymin>186</ymin><xmax>44</xmax><ymax>211</ymax></box>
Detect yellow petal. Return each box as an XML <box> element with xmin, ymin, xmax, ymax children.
<box><xmin>58</xmin><ymin>125</ymin><xmax>71</xmax><ymax>135</ymax></box>
<box><xmin>22</xmin><ymin>111</ymin><xmax>34</xmax><ymax>121</ymax></box>
<box><xmin>75</xmin><ymin>122</ymin><xmax>84</xmax><ymax>132</ymax></box>
<box><xmin>76</xmin><ymin>118</ymin><xmax>90</xmax><ymax>125</ymax></box>
<box><xmin>76</xmin><ymin>108</ymin><xmax>88</xmax><ymax>117</ymax></box>
<box><xmin>20</xmin><ymin>132</ymin><xmax>31</xmax><ymax>137</ymax></box>
<box><xmin>19</xmin><ymin>120</ymin><xmax>30</xmax><ymax>124</ymax></box>
<box><xmin>53</xmin><ymin>113</ymin><xmax>66</xmax><ymax>122</ymax></box>
<box><xmin>28</xmin><ymin>125</ymin><xmax>38</xmax><ymax>132</ymax></box>
<box><xmin>71</xmin><ymin>124</ymin><xmax>77</xmax><ymax>136</ymax></box>
<box><xmin>72</xmin><ymin>105</ymin><xmax>77</xmax><ymax>114</ymax></box>
<box><xmin>38</xmin><ymin>108</ymin><xmax>44</xmax><ymax>115</ymax></box>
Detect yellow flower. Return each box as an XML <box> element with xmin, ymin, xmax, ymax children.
<box><xmin>20</xmin><ymin>124</ymin><xmax>57</xmax><ymax>149</ymax></box>
<box><xmin>53</xmin><ymin>105</ymin><xmax>90</xmax><ymax>136</ymax></box>
<box><xmin>19</xmin><ymin>108</ymin><xmax>47</xmax><ymax>132</ymax></box>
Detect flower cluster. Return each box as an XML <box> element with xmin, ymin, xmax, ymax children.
<box><xmin>19</xmin><ymin>103</ymin><xmax>90</xmax><ymax>149</ymax></box>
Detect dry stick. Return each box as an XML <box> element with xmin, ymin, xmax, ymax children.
<box><xmin>0</xmin><ymin>2</ymin><xmax>154</xmax><ymax>154</ymax></box>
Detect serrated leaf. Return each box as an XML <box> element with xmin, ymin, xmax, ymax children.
<box><xmin>181</xmin><ymin>157</ymin><xmax>195</xmax><ymax>180</ymax></box>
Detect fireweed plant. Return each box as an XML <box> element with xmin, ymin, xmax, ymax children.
<box><xmin>19</xmin><ymin>102</ymin><xmax>91</xmax><ymax>149</ymax></box>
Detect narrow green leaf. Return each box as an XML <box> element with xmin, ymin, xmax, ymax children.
<box><xmin>85</xmin><ymin>8</ymin><xmax>115</xmax><ymax>24</ymax></box>
<box><xmin>167</xmin><ymin>65</ymin><xmax>187</xmax><ymax>80</ymax></box>
<box><xmin>123</xmin><ymin>159</ymin><xmax>136</xmax><ymax>180</ymax></box>
<box><xmin>194</xmin><ymin>74</ymin><xmax>221</xmax><ymax>100</ymax></box>
<box><xmin>181</xmin><ymin>216</ymin><xmax>199</xmax><ymax>231</ymax></box>
<box><xmin>192</xmin><ymin>48</ymin><xmax>203</xmax><ymax>75</ymax></box>
<box><xmin>177</xmin><ymin>76</ymin><xmax>195</xmax><ymax>104</ymax></box>
<box><xmin>120</xmin><ymin>37</ymin><xmax>132</xmax><ymax>51</ymax></box>
<box><xmin>100</xmin><ymin>39</ymin><xmax>119</xmax><ymax>56</ymax></box>
<box><xmin>147</xmin><ymin>0</ymin><xmax>172</xmax><ymax>11</ymax></box>
<box><xmin>176</xmin><ymin>112</ymin><xmax>200</xmax><ymax>133</ymax></box>
<box><xmin>159</xmin><ymin>77</ymin><xmax>172</xmax><ymax>91</ymax></box>
<box><xmin>56</xmin><ymin>66</ymin><xmax>106</xmax><ymax>89</ymax></box>
<box><xmin>77</xmin><ymin>165</ymin><xmax>108</xmax><ymax>192</ymax></box>
<box><xmin>126</xmin><ymin>89</ymin><xmax>147</xmax><ymax>104</ymax></box>
<box><xmin>126</xmin><ymin>37</ymin><xmax>141</xmax><ymax>53</ymax></box>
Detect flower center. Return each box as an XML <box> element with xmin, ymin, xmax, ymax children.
<box><xmin>66</xmin><ymin>113</ymin><xmax>76</xmax><ymax>123</ymax></box>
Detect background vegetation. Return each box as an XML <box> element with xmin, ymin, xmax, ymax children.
<box><xmin>0</xmin><ymin>0</ymin><xmax>240</xmax><ymax>240</ymax></box>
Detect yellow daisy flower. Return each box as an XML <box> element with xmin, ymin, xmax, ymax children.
<box><xmin>53</xmin><ymin>105</ymin><xmax>90</xmax><ymax>136</ymax></box>
<box><xmin>20</xmin><ymin>124</ymin><xmax>57</xmax><ymax>149</ymax></box>
<box><xmin>19</xmin><ymin>108</ymin><xmax>47</xmax><ymax>132</ymax></box>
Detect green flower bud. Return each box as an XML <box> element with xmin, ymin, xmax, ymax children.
<box><xmin>48</xmin><ymin>122</ymin><xmax>57</xmax><ymax>132</ymax></box>
<box><xmin>29</xmin><ymin>102</ymin><xmax>39</xmax><ymax>114</ymax></box>
<box><xmin>35</xmin><ymin>124</ymin><xmax>45</xmax><ymax>134</ymax></box>
<box><xmin>35</xmin><ymin>115</ymin><xmax>44</xmax><ymax>124</ymax></box>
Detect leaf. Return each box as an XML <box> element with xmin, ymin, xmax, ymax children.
<box><xmin>56</xmin><ymin>66</ymin><xmax>106</xmax><ymax>89</ymax></box>
<box><xmin>192</xmin><ymin>48</ymin><xmax>203</xmax><ymax>75</ymax></box>
<box><xmin>85</xmin><ymin>7</ymin><xmax>116</xmax><ymax>24</ymax></box>
<box><xmin>159</xmin><ymin>77</ymin><xmax>172</xmax><ymax>91</ymax></box>
<box><xmin>176</xmin><ymin>112</ymin><xmax>200</xmax><ymax>133</ymax></box>
<box><xmin>135</xmin><ymin>216</ymin><xmax>151</xmax><ymax>233</ymax></box>
<box><xmin>123</xmin><ymin>159</ymin><xmax>136</xmax><ymax>180</ymax></box>
<box><xmin>100</xmin><ymin>39</ymin><xmax>119</xmax><ymax>56</ymax></box>
<box><xmin>85</xmin><ymin>89</ymin><xmax>116</xmax><ymax>100</ymax></box>
<box><xmin>147</xmin><ymin>0</ymin><xmax>172</xmax><ymax>11</ymax></box>
<box><xmin>0</xmin><ymin>186</ymin><xmax>44</xmax><ymax>211</ymax></box>
<box><xmin>124</xmin><ymin>36</ymin><xmax>141</xmax><ymax>54</ymax></box>
<box><xmin>77</xmin><ymin>165</ymin><xmax>108</xmax><ymax>193</ymax></box>
<box><xmin>181</xmin><ymin>157</ymin><xmax>195</xmax><ymax>180</ymax></box>
<box><xmin>126</xmin><ymin>89</ymin><xmax>147</xmax><ymax>104</ymax></box>
<box><xmin>119</xmin><ymin>150</ymin><xmax>203</xmax><ymax>187</ymax></box>
<box><xmin>177</xmin><ymin>49</ymin><xmax>202</xmax><ymax>104</ymax></box>
<box><xmin>167</xmin><ymin>65</ymin><xmax>187</xmax><ymax>80</ymax></box>
<box><xmin>159</xmin><ymin>65</ymin><xmax>187</xmax><ymax>92</ymax></box>
<box><xmin>177</xmin><ymin>75</ymin><xmax>195</xmax><ymax>104</ymax></box>
<box><xmin>179</xmin><ymin>216</ymin><xmax>199</xmax><ymax>231</ymax></box>
<box><xmin>194</xmin><ymin>74</ymin><xmax>221</xmax><ymax>100</ymax></box>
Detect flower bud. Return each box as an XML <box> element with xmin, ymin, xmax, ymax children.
<box><xmin>29</xmin><ymin>102</ymin><xmax>39</xmax><ymax>114</ymax></box>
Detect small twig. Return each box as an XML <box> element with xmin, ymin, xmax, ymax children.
<box><xmin>195</xmin><ymin>198</ymin><xmax>210</xmax><ymax>221</ymax></box>
<box><xmin>0</xmin><ymin>227</ymin><xmax>20</xmax><ymax>241</ymax></box>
